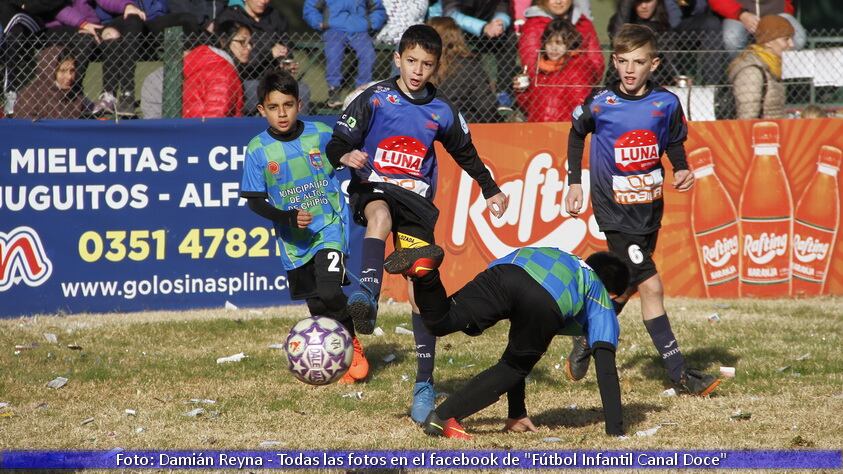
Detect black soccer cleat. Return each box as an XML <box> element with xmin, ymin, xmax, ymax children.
<box><xmin>346</xmin><ymin>291</ymin><xmax>377</xmax><ymax>335</ymax></box>
<box><xmin>564</xmin><ymin>335</ymin><xmax>592</xmax><ymax>381</ymax></box>
<box><xmin>677</xmin><ymin>368</ymin><xmax>721</xmax><ymax>397</ymax></box>
<box><xmin>384</xmin><ymin>245</ymin><xmax>445</xmax><ymax>279</ymax></box>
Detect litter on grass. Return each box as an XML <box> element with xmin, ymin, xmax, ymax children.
<box><xmin>46</xmin><ymin>377</ymin><xmax>68</xmax><ymax>389</ymax></box>
<box><xmin>184</xmin><ymin>408</ymin><xmax>205</xmax><ymax>417</ymax></box>
<box><xmin>216</xmin><ymin>352</ymin><xmax>247</xmax><ymax>364</ymax></box>
<box><xmin>395</xmin><ymin>326</ymin><xmax>413</xmax><ymax>335</ymax></box>
<box><xmin>373</xmin><ymin>327</ymin><xmax>385</xmax><ymax>337</ymax></box>
<box><xmin>382</xmin><ymin>353</ymin><xmax>396</xmax><ymax>363</ymax></box>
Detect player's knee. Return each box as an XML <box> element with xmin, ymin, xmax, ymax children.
<box><xmin>316</xmin><ymin>286</ymin><xmax>347</xmax><ymax>313</ymax></box>
<box><xmin>638</xmin><ymin>277</ymin><xmax>663</xmax><ymax>300</ymax></box>
<box><xmin>364</xmin><ymin>203</ymin><xmax>392</xmax><ymax>231</ymax></box>
<box><xmin>501</xmin><ymin>352</ymin><xmax>541</xmax><ymax>378</ymax></box>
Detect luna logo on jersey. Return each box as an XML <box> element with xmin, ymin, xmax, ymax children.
<box><xmin>614</xmin><ymin>129</ymin><xmax>660</xmax><ymax>172</ymax></box>
<box><xmin>0</xmin><ymin>226</ymin><xmax>53</xmax><ymax>292</ymax></box>
<box><xmin>373</xmin><ymin>136</ymin><xmax>428</xmax><ymax>177</ymax></box>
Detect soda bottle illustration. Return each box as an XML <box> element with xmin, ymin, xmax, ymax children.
<box><xmin>738</xmin><ymin>121</ymin><xmax>793</xmax><ymax>297</ymax></box>
<box><xmin>791</xmin><ymin>145</ymin><xmax>841</xmax><ymax>296</ymax></box>
<box><xmin>689</xmin><ymin>147</ymin><xmax>739</xmax><ymax>297</ymax></box>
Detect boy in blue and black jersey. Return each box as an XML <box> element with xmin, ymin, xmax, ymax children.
<box><xmin>325</xmin><ymin>24</ymin><xmax>509</xmax><ymax>422</ymax></box>
<box><xmin>564</xmin><ymin>24</ymin><xmax>720</xmax><ymax>396</ymax></box>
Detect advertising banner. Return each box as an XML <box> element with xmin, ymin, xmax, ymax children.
<box><xmin>3</xmin><ymin>118</ymin><xmax>842</xmax><ymax>317</ymax></box>
<box><xmin>381</xmin><ymin>118</ymin><xmax>843</xmax><ymax>301</ymax></box>
<box><xmin>0</xmin><ymin>118</ymin><xmax>364</xmax><ymax>317</ymax></box>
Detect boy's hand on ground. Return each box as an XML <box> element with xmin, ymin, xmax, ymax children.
<box><xmin>487</xmin><ymin>192</ymin><xmax>509</xmax><ymax>218</ymax></box>
<box><xmin>296</xmin><ymin>210</ymin><xmax>313</xmax><ymax>228</ymax></box>
<box><xmin>565</xmin><ymin>184</ymin><xmax>583</xmax><ymax>217</ymax></box>
<box><xmin>340</xmin><ymin>150</ymin><xmax>368</xmax><ymax>169</ymax></box>
<box><xmin>673</xmin><ymin>169</ymin><xmax>694</xmax><ymax>192</ymax></box>
<box><xmin>504</xmin><ymin>417</ymin><xmax>538</xmax><ymax>433</ymax></box>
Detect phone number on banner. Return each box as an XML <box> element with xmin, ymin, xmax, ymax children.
<box><xmin>77</xmin><ymin>228</ymin><xmax>281</xmax><ymax>262</ymax></box>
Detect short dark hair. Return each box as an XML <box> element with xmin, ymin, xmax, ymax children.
<box><xmin>613</xmin><ymin>23</ymin><xmax>658</xmax><ymax>56</ymax></box>
<box><xmin>258</xmin><ymin>70</ymin><xmax>299</xmax><ymax>103</ymax></box>
<box><xmin>216</xmin><ymin>20</ymin><xmax>251</xmax><ymax>48</ymax></box>
<box><xmin>586</xmin><ymin>251</ymin><xmax>630</xmax><ymax>297</ymax></box>
<box><xmin>398</xmin><ymin>24</ymin><xmax>443</xmax><ymax>60</ymax></box>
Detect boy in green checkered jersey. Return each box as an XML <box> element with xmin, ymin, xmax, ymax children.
<box><xmin>411</xmin><ymin>247</ymin><xmax>629</xmax><ymax>439</ymax></box>
<box><xmin>240</xmin><ymin>70</ymin><xmax>369</xmax><ymax>384</ymax></box>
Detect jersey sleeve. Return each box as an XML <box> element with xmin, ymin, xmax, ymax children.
<box><xmin>437</xmin><ymin>102</ymin><xmax>473</xmax><ymax>153</ymax></box>
<box><xmin>240</xmin><ymin>139</ymin><xmax>268</xmax><ymax>198</ymax></box>
<box><xmin>584</xmin><ymin>283</ymin><xmax>619</xmax><ymax>348</ymax></box>
<box><xmin>331</xmin><ymin>88</ymin><xmax>374</xmax><ymax>149</ymax></box>
<box><xmin>568</xmin><ymin>93</ymin><xmax>597</xmax><ymax>185</ymax></box>
<box><xmin>665</xmin><ymin>92</ymin><xmax>689</xmax><ymax>171</ymax></box>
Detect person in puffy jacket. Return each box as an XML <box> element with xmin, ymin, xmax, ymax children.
<box><xmin>518</xmin><ymin>0</ymin><xmax>604</xmax><ymax>87</ymax></box>
<box><xmin>182</xmin><ymin>20</ymin><xmax>251</xmax><ymax>117</ymax></box>
<box><xmin>303</xmin><ymin>0</ymin><xmax>386</xmax><ymax>107</ymax></box>
<box><xmin>514</xmin><ymin>18</ymin><xmax>598</xmax><ymax>122</ymax></box>
<box><xmin>15</xmin><ymin>45</ymin><xmax>93</xmax><ymax>119</ymax></box>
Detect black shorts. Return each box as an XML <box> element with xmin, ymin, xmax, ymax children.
<box><xmin>350</xmin><ymin>184</ymin><xmax>438</xmax><ymax>248</ymax></box>
<box><xmin>451</xmin><ymin>264</ymin><xmax>565</xmax><ymax>356</ymax></box>
<box><xmin>604</xmin><ymin>230</ymin><xmax>659</xmax><ymax>286</ymax></box>
<box><xmin>286</xmin><ymin>248</ymin><xmax>350</xmax><ymax>300</ymax></box>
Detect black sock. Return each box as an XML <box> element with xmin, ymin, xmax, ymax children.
<box><xmin>412</xmin><ymin>312</ymin><xmax>436</xmax><ymax>384</ymax></box>
<box><xmin>359</xmin><ymin>237</ymin><xmax>385</xmax><ymax>298</ymax></box>
<box><xmin>643</xmin><ymin>314</ymin><xmax>685</xmax><ymax>383</ymax></box>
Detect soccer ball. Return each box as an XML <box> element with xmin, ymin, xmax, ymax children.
<box><xmin>285</xmin><ymin>316</ymin><xmax>353</xmax><ymax>385</ymax></box>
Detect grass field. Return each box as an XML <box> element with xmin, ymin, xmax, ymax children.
<box><xmin>1</xmin><ymin>296</ymin><xmax>842</xmax><ymax>464</ymax></box>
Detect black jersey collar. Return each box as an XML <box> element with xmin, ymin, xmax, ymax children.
<box><xmin>610</xmin><ymin>80</ymin><xmax>658</xmax><ymax>101</ymax></box>
<box><xmin>267</xmin><ymin>120</ymin><xmax>305</xmax><ymax>142</ymax></box>
<box><xmin>391</xmin><ymin>76</ymin><xmax>437</xmax><ymax>106</ymax></box>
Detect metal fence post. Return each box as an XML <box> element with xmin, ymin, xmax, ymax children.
<box><xmin>162</xmin><ymin>27</ymin><xmax>183</xmax><ymax>119</ymax></box>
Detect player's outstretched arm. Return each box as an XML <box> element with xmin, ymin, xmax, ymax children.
<box><xmin>245</xmin><ymin>197</ymin><xmax>306</xmax><ymax>228</ymax></box>
<box><xmin>565</xmin><ymin>184</ymin><xmax>584</xmax><ymax>217</ymax></box>
<box><xmin>593</xmin><ymin>342</ymin><xmax>624</xmax><ymax>436</ymax></box>
<box><xmin>486</xmin><ymin>191</ymin><xmax>509</xmax><ymax>218</ymax></box>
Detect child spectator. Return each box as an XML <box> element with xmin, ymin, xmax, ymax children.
<box><xmin>182</xmin><ymin>20</ymin><xmax>251</xmax><ymax>117</ymax></box>
<box><xmin>518</xmin><ymin>0</ymin><xmax>603</xmax><ymax>90</ymax></box>
<box><xmin>303</xmin><ymin>0</ymin><xmax>386</xmax><ymax>108</ymax></box>
<box><xmin>709</xmin><ymin>0</ymin><xmax>805</xmax><ymax>54</ymax></box>
<box><xmin>514</xmin><ymin>18</ymin><xmax>599</xmax><ymax>122</ymax></box>
<box><xmin>15</xmin><ymin>45</ymin><xmax>93</xmax><ymax>119</ymax></box>
<box><xmin>427</xmin><ymin>16</ymin><xmax>498</xmax><ymax>123</ymax></box>
<box><xmin>727</xmin><ymin>14</ymin><xmax>792</xmax><ymax>119</ymax></box>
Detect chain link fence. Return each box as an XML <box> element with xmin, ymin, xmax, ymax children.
<box><xmin>2</xmin><ymin>29</ymin><xmax>842</xmax><ymax>122</ymax></box>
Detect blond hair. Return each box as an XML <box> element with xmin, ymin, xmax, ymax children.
<box><xmin>427</xmin><ymin>16</ymin><xmax>472</xmax><ymax>86</ymax></box>
<box><xmin>612</xmin><ymin>23</ymin><xmax>658</xmax><ymax>56</ymax></box>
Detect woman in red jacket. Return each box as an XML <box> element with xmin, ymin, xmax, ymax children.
<box><xmin>515</xmin><ymin>18</ymin><xmax>599</xmax><ymax>122</ymax></box>
<box><xmin>517</xmin><ymin>0</ymin><xmax>604</xmax><ymax>89</ymax></box>
<box><xmin>182</xmin><ymin>20</ymin><xmax>253</xmax><ymax>118</ymax></box>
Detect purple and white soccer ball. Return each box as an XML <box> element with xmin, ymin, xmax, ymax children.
<box><xmin>285</xmin><ymin>316</ymin><xmax>353</xmax><ymax>385</ymax></box>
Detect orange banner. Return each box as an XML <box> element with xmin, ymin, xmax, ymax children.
<box><xmin>380</xmin><ymin>119</ymin><xmax>843</xmax><ymax>300</ymax></box>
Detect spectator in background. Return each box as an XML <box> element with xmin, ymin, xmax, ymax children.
<box><xmin>303</xmin><ymin>0</ymin><xmax>386</xmax><ymax>109</ymax></box>
<box><xmin>727</xmin><ymin>14</ymin><xmax>792</xmax><ymax>119</ymax></box>
<box><xmin>15</xmin><ymin>45</ymin><xmax>93</xmax><ymax>119</ymax></box>
<box><xmin>510</xmin><ymin>0</ymin><xmax>531</xmax><ymax>35</ymax></box>
<box><xmin>216</xmin><ymin>0</ymin><xmax>292</xmax><ymax>112</ymax></box>
<box><xmin>515</xmin><ymin>18</ymin><xmax>598</xmax><ymax>122</ymax></box>
<box><xmin>709</xmin><ymin>0</ymin><xmax>805</xmax><ymax>54</ymax></box>
<box><xmin>167</xmin><ymin>0</ymin><xmax>225</xmax><ymax>32</ymax></box>
<box><xmin>376</xmin><ymin>0</ymin><xmax>426</xmax><ymax>46</ymax></box>
<box><xmin>428</xmin><ymin>16</ymin><xmax>498</xmax><ymax>123</ymax></box>
<box><xmin>182</xmin><ymin>20</ymin><xmax>251</xmax><ymax>117</ymax></box>
<box><xmin>431</xmin><ymin>0</ymin><xmax>517</xmax><ymax>110</ymax></box>
<box><xmin>94</xmin><ymin>0</ymin><xmax>200</xmax><ymax>35</ymax></box>
<box><xmin>666</xmin><ymin>0</ymin><xmax>722</xmax><ymax>85</ymax></box>
<box><xmin>518</xmin><ymin>0</ymin><xmax>603</xmax><ymax>89</ymax></box>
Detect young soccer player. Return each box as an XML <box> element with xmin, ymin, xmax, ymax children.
<box><xmin>240</xmin><ymin>70</ymin><xmax>368</xmax><ymax>385</ymax></box>
<box><xmin>325</xmin><ymin>24</ymin><xmax>509</xmax><ymax>422</ymax></box>
<box><xmin>564</xmin><ymin>24</ymin><xmax>720</xmax><ymax>396</ymax></box>
<box><xmin>409</xmin><ymin>246</ymin><xmax>628</xmax><ymax>439</ymax></box>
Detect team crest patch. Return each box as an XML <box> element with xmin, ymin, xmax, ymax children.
<box><xmin>431</xmin><ymin>113</ymin><xmax>440</xmax><ymax>121</ymax></box>
<box><xmin>308</xmin><ymin>148</ymin><xmax>323</xmax><ymax>169</ymax></box>
<box><xmin>606</xmin><ymin>95</ymin><xmax>619</xmax><ymax>105</ymax></box>
<box><xmin>652</xmin><ymin>100</ymin><xmax>664</xmax><ymax>108</ymax></box>
<box><xmin>387</xmin><ymin>94</ymin><xmax>400</xmax><ymax>105</ymax></box>
<box><xmin>267</xmin><ymin>161</ymin><xmax>280</xmax><ymax>175</ymax></box>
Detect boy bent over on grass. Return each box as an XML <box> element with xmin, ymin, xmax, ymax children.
<box><xmin>240</xmin><ymin>70</ymin><xmax>368</xmax><ymax>385</ymax></box>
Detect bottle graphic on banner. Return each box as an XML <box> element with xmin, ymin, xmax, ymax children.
<box><xmin>738</xmin><ymin>121</ymin><xmax>793</xmax><ymax>297</ymax></box>
<box><xmin>791</xmin><ymin>146</ymin><xmax>841</xmax><ymax>296</ymax></box>
<box><xmin>689</xmin><ymin>147</ymin><xmax>739</xmax><ymax>297</ymax></box>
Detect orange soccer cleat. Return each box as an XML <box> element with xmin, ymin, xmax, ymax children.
<box><xmin>338</xmin><ymin>337</ymin><xmax>369</xmax><ymax>384</ymax></box>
